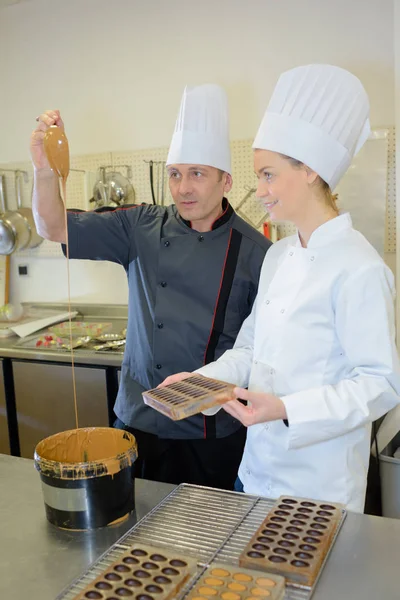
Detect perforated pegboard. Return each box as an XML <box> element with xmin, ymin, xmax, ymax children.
<box><xmin>386</xmin><ymin>127</ymin><xmax>396</xmax><ymax>252</ymax></box>
<box><xmin>0</xmin><ymin>127</ymin><xmax>395</xmax><ymax>258</ymax></box>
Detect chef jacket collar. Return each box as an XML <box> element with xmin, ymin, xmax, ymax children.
<box><xmin>179</xmin><ymin>197</ymin><xmax>234</xmax><ymax>231</ymax></box>
<box><xmin>294</xmin><ymin>212</ymin><xmax>352</xmax><ymax>249</ymax></box>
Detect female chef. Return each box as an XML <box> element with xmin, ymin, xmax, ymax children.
<box><xmin>161</xmin><ymin>64</ymin><xmax>400</xmax><ymax>512</ymax></box>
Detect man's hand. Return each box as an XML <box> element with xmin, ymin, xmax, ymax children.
<box><xmin>31</xmin><ymin>110</ymin><xmax>64</xmax><ymax>171</ymax></box>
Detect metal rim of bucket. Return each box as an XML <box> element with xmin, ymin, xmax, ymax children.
<box><xmin>34</xmin><ymin>427</ymin><xmax>138</xmax><ymax>480</ymax></box>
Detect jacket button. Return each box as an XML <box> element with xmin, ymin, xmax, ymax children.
<box><xmin>160</xmin><ymin>281</ymin><xmax>167</xmax><ymax>287</ymax></box>
<box><xmin>289</xmin><ymin>251</ymin><xmax>294</xmax><ymax>256</ymax></box>
<box><xmin>164</xmin><ymin>240</ymin><xmax>170</xmax><ymax>247</ymax></box>
<box><xmin>157</xmin><ymin>323</ymin><xmax>164</xmax><ymax>329</ymax></box>
<box><xmin>156</xmin><ymin>364</ymin><xmax>162</xmax><ymax>369</ymax></box>
<box><xmin>280</xmin><ymin>309</ymin><xmax>285</xmax><ymax>314</ymax></box>
<box><xmin>265</xmin><ymin>300</ymin><xmax>270</xmax><ymax>305</ymax></box>
<box><xmin>310</xmin><ymin>256</ymin><xmax>315</xmax><ymax>261</ymax></box>
<box><xmin>198</xmin><ymin>235</ymin><xmax>204</xmax><ymax>242</ymax></box>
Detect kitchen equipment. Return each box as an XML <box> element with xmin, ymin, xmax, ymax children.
<box><xmin>0</xmin><ymin>174</ymin><xmax>31</xmax><ymax>254</ymax></box>
<box><xmin>143</xmin><ymin>375</ymin><xmax>236</xmax><ymax>420</ymax></box>
<box><xmin>91</xmin><ymin>167</ymin><xmax>135</xmax><ymax>208</ymax></box>
<box><xmin>15</xmin><ymin>170</ymin><xmax>43</xmax><ymax>249</ymax></box>
<box><xmin>57</xmin><ymin>484</ymin><xmax>346</xmax><ymax>600</ymax></box>
<box><xmin>187</xmin><ymin>563</ymin><xmax>285</xmax><ymax>600</ymax></box>
<box><xmin>34</xmin><ymin>427</ymin><xmax>137</xmax><ymax>529</ymax></box>
<box><xmin>149</xmin><ymin>160</ymin><xmax>156</xmax><ymax>205</ymax></box>
<box><xmin>75</xmin><ymin>543</ymin><xmax>197</xmax><ymax>600</ymax></box>
<box><xmin>49</xmin><ymin>321</ymin><xmax>112</xmax><ymax>337</ymax></box>
<box><xmin>239</xmin><ymin>495</ymin><xmax>342</xmax><ymax>587</ymax></box>
<box><xmin>43</xmin><ymin>125</ymin><xmax>70</xmax><ymax>180</ymax></box>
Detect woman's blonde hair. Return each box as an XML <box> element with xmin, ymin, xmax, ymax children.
<box><xmin>281</xmin><ymin>155</ymin><xmax>339</xmax><ymax>214</ymax></box>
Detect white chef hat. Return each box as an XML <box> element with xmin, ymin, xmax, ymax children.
<box><xmin>167</xmin><ymin>84</ymin><xmax>231</xmax><ymax>174</ymax></box>
<box><xmin>252</xmin><ymin>65</ymin><xmax>370</xmax><ymax>189</ymax></box>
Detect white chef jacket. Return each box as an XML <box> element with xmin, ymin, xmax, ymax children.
<box><xmin>197</xmin><ymin>214</ymin><xmax>400</xmax><ymax>512</ymax></box>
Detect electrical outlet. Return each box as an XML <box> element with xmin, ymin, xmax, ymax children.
<box><xmin>18</xmin><ymin>265</ymin><xmax>28</xmax><ymax>276</ymax></box>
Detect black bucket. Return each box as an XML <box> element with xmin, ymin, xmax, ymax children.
<box><xmin>34</xmin><ymin>427</ymin><xmax>137</xmax><ymax>530</ymax></box>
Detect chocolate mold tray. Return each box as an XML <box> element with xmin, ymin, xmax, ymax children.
<box><xmin>239</xmin><ymin>496</ymin><xmax>343</xmax><ymax>587</ymax></box>
<box><xmin>186</xmin><ymin>562</ymin><xmax>285</xmax><ymax>600</ymax></box>
<box><xmin>142</xmin><ymin>375</ymin><xmax>236</xmax><ymax>420</ymax></box>
<box><xmin>75</xmin><ymin>543</ymin><xmax>197</xmax><ymax>600</ymax></box>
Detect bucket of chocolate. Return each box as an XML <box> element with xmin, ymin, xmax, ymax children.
<box><xmin>34</xmin><ymin>427</ymin><xmax>137</xmax><ymax>530</ymax></box>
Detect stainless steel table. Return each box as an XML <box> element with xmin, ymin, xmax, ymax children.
<box><xmin>1</xmin><ymin>454</ymin><xmax>399</xmax><ymax>600</ymax></box>
<box><xmin>0</xmin><ymin>454</ymin><xmax>175</xmax><ymax>600</ymax></box>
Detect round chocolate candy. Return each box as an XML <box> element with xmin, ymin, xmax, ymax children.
<box><xmin>268</xmin><ymin>555</ymin><xmax>287</xmax><ymax>563</ymax></box>
<box><xmin>154</xmin><ymin>576</ymin><xmax>172</xmax><ymax>584</ymax></box>
<box><xmin>306</xmin><ymin>530</ymin><xmax>323</xmax><ymax>537</ymax></box>
<box><xmin>267</xmin><ymin>523</ymin><xmax>282</xmax><ymax>529</ymax></box>
<box><xmin>273</xmin><ymin>548</ymin><xmax>290</xmax><ymax>555</ymax></box>
<box><xmin>270</xmin><ymin>516</ymin><xmax>286</xmax><ymax>522</ymax></box>
<box><xmin>85</xmin><ymin>593</ymin><xmax>102</xmax><ymax>599</ymax></box>
<box><xmin>252</xmin><ymin>543</ymin><xmax>269</xmax><ymax>551</ymax></box>
<box><xmin>131</xmin><ymin>549</ymin><xmax>148</xmax><ymax>557</ymax></box>
<box><xmin>133</xmin><ymin>570</ymin><xmax>151</xmax><ymax>579</ymax></box>
<box><xmin>286</xmin><ymin>526</ymin><xmax>302</xmax><ymax>533</ymax></box>
<box><xmin>161</xmin><ymin>567</ymin><xmax>179</xmax><ymax>576</ymax></box>
<box><xmin>282</xmin><ymin>533</ymin><xmax>299</xmax><ymax>540</ymax></box>
<box><xmin>257</xmin><ymin>536</ymin><xmax>274</xmax><ymax>544</ymax></box>
<box><xmin>295</xmin><ymin>552</ymin><xmax>313</xmax><ymax>560</ymax></box>
<box><xmin>115</xmin><ymin>589</ymin><xmax>133</xmax><ymax>597</ymax></box>
<box><xmin>278</xmin><ymin>540</ymin><xmax>295</xmax><ymax>548</ymax></box>
<box><xmin>145</xmin><ymin>585</ymin><xmax>163</xmax><ymax>594</ymax></box>
<box><xmin>281</xmin><ymin>499</ymin><xmax>298</xmax><ymax>504</ymax></box>
<box><xmin>123</xmin><ymin>557</ymin><xmax>139</xmax><ymax>565</ymax></box>
<box><xmin>317</xmin><ymin>510</ymin><xmax>333</xmax><ymax>517</ymax></box>
<box><xmin>312</xmin><ymin>523</ymin><xmax>327</xmax><ymax>530</ymax></box>
<box><xmin>303</xmin><ymin>537</ymin><xmax>320</xmax><ymax>544</ymax></box>
<box><xmin>150</xmin><ymin>554</ymin><xmax>167</xmax><ymax>562</ymax></box>
<box><xmin>136</xmin><ymin>595</ymin><xmax>153</xmax><ymax>600</ymax></box>
<box><xmin>300</xmin><ymin>501</ymin><xmax>316</xmax><ymax>507</ymax></box>
<box><xmin>115</xmin><ymin>565</ymin><xmax>130</xmax><ymax>573</ymax></box>
<box><xmin>290</xmin><ymin>520</ymin><xmax>306</xmax><ymax>527</ymax></box>
<box><xmin>299</xmin><ymin>544</ymin><xmax>317</xmax><ymax>551</ymax></box>
<box><xmin>320</xmin><ymin>504</ymin><xmax>335</xmax><ymax>510</ymax></box>
<box><xmin>105</xmin><ymin>573</ymin><xmax>122</xmax><ymax>581</ymax></box>
<box><xmin>95</xmin><ymin>582</ymin><xmax>112</xmax><ymax>590</ymax></box>
<box><xmin>275</xmin><ymin>510</ymin><xmax>290</xmax><ymax>516</ymax></box>
<box><xmin>297</xmin><ymin>507</ymin><xmax>312</xmax><ymax>514</ymax></box>
<box><xmin>261</xmin><ymin>529</ymin><xmax>278</xmax><ymax>536</ymax></box>
<box><xmin>169</xmin><ymin>559</ymin><xmax>187</xmax><ymax>567</ymax></box>
<box><xmin>314</xmin><ymin>516</ymin><xmax>329</xmax><ymax>523</ymax></box>
<box><xmin>247</xmin><ymin>551</ymin><xmax>264</xmax><ymax>559</ymax></box>
<box><xmin>291</xmin><ymin>560</ymin><xmax>309</xmax><ymax>568</ymax></box>
<box><xmin>124</xmin><ymin>579</ymin><xmax>142</xmax><ymax>587</ymax></box>
<box><xmin>142</xmin><ymin>562</ymin><xmax>159</xmax><ymax>570</ymax></box>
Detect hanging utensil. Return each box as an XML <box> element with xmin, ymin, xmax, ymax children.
<box><xmin>0</xmin><ymin>174</ymin><xmax>31</xmax><ymax>255</ymax></box>
<box><xmin>15</xmin><ymin>171</ymin><xmax>43</xmax><ymax>249</ymax></box>
<box><xmin>149</xmin><ymin>161</ymin><xmax>156</xmax><ymax>205</ymax></box>
<box><xmin>91</xmin><ymin>170</ymin><xmax>135</xmax><ymax>209</ymax></box>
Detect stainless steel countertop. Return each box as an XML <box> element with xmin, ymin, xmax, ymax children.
<box><xmin>0</xmin><ymin>454</ymin><xmax>175</xmax><ymax>600</ymax></box>
<box><xmin>1</xmin><ymin>453</ymin><xmax>399</xmax><ymax>600</ymax></box>
<box><xmin>0</xmin><ymin>303</ymin><xmax>128</xmax><ymax>367</ymax></box>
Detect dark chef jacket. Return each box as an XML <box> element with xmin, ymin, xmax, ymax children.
<box><xmin>64</xmin><ymin>199</ymin><xmax>271</xmax><ymax>439</ymax></box>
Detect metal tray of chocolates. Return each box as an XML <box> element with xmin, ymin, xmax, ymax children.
<box><xmin>239</xmin><ymin>496</ymin><xmax>342</xmax><ymax>587</ymax></box>
<box><xmin>57</xmin><ymin>485</ymin><xmax>347</xmax><ymax>600</ymax></box>
<box><xmin>75</xmin><ymin>543</ymin><xmax>197</xmax><ymax>600</ymax></box>
<box><xmin>186</xmin><ymin>562</ymin><xmax>285</xmax><ymax>600</ymax></box>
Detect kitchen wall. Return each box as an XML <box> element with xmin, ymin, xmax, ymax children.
<box><xmin>395</xmin><ymin>1</ymin><xmax>400</xmax><ymax>333</ymax></box>
<box><xmin>0</xmin><ymin>0</ymin><xmax>395</xmax><ymax>305</ymax></box>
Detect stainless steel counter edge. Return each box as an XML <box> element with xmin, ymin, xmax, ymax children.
<box><xmin>0</xmin><ymin>303</ymin><xmax>128</xmax><ymax>367</ymax></box>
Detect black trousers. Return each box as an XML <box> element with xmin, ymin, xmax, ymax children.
<box><xmin>114</xmin><ymin>418</ymin><xmax>246</xmax><ymax>490</ymax></box>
